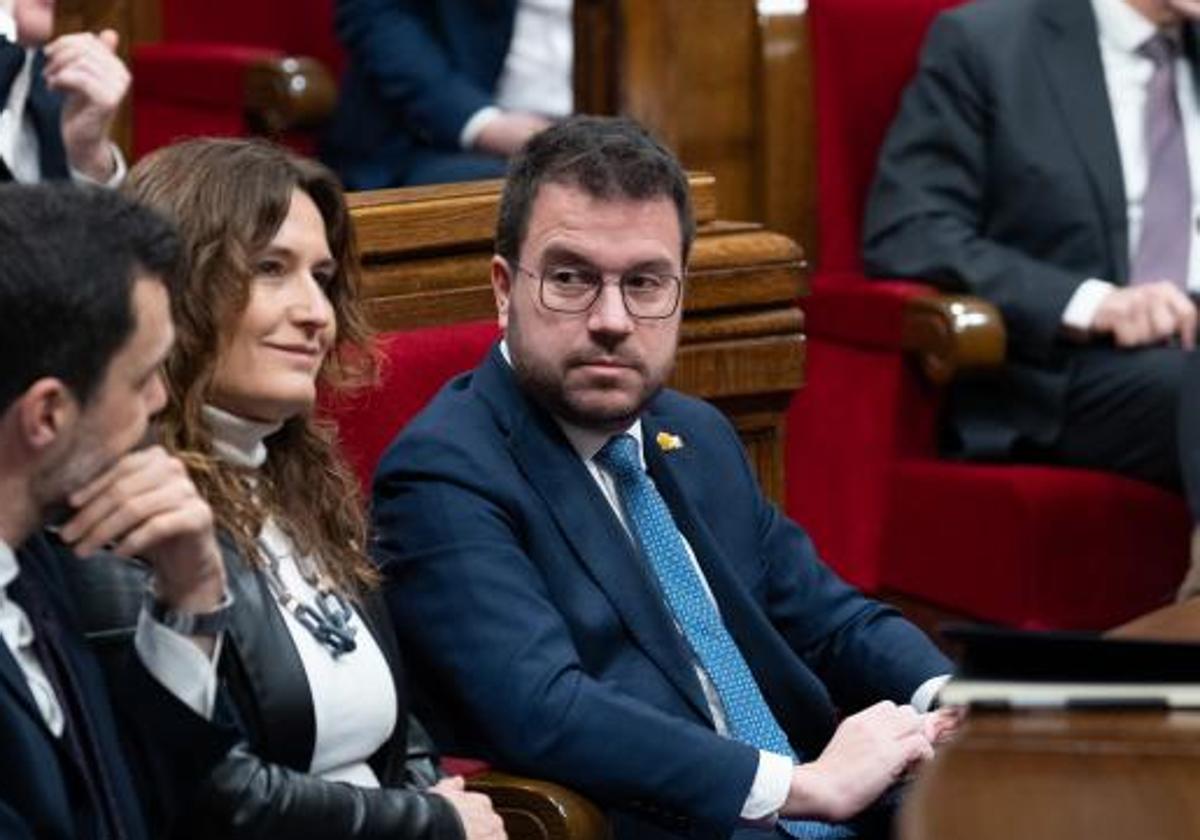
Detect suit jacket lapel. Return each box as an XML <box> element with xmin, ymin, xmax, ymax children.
<box><xmin>1036</xmin><ymin>0</ymin><xmax>1128</xmax><ymax>281</ymax></box>
<box><xmin>477</xmin><ymin>351</ymin><xmax>713</xmax><ymax>723</ymax></box>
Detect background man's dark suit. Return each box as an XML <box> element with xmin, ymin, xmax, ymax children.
<box><xmin>0</xmin><ymin>35</ymin><xmax>72</xmax><ymax>183</ymax></box>
<box><xmin>323</xmin><ymin>0</ymin><xmax>517</xmax><ymax>189</ymax></box>
<box><xmin>0</xmin><ymin>534</ymin><xmax>235</xmax><ymax>839</ymax></box>
<box><xmin>372</xmin><ymin>346</ymin><xmax>950</xmax><ymax>839</ymax></box>
<box><xmin>863</xmin><ymin>0</ymin><xmax>1200</xmax><ymax>505</ymax></box>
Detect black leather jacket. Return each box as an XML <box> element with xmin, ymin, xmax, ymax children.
<box><xmin>66</xmin><ymin>536</ymin><xmax>465</xmax><ymax>840</ymax></box>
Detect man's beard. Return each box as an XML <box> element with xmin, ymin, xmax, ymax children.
<box><xmin>509</xmin><ymin>342</ymin><xmax>668</xmax><ymax>433</ymax></box>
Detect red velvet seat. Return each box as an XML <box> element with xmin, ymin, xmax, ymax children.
<box><xmin>132</xmin><ymin>0</ymin><xmax>341</xmax><ymax>158</ymax></box>
<box><xmin>785</xmin><ymin>0</ymin><xmax>1189</xmax><ymax>629</ymax></box>
<box><xmin>327</xmin><ymin>320</ymin><xmax>501</xmax><ymax>494</ymax></box>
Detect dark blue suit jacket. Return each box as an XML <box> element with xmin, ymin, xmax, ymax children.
<box><xmin>372</xmin><ymin>346</ymin><xmax>951</xmax><ymax>839</ymax></box>
<box><xmin>323</xmin><ymin>0</ymin><xmax>517</xmax><ymax>189</ymax></box>
<box><xmin>0</xmin><ymin>534</ymin><xmax>236</xmax><ymax>839</ymax></box>
<box><xmin>0</xmin><ymin>37</ymin><xmax>71</xmax><ymax>183</ymax></box>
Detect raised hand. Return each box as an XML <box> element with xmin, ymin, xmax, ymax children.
<box><xmin>43</xmin><ymin>28</ymin><xmax>129</xmax><ymax>182</ymax></box>
<box><xmin>59</xmin><ymin>446</ymin><xmax>226</xmax><ymax>622</ymax></box>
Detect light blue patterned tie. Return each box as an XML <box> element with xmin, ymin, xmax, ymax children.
<box><xmin>596</xmin><ymin>434</ymin><xmax>851</xmax><ymax>838</ymax></box>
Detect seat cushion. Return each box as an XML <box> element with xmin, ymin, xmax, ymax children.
<box><xmin>883</xmin><ymin>460</ymin><xmax>1191</xmax><ymax>629</ymax></box>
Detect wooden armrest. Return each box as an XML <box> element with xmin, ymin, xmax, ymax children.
<box><xmin>244</xmin><ymin>56</ymin><xmax>337</xmax><ymax>135</ymax></box>
<box><xmin>468</xmin><ymin>771</ymin><xmax>611</xmax><ymax>840</ymax></box>
<box><xmin>901</xmin><ymin>294</ymin><xmax>1006</xmax><ymax>385</ymax></box>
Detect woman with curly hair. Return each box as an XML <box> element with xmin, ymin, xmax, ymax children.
<box><xmin>105</xmin><ymin>137</ymin><xmax>503</xmax><ymax>840</ymax></box>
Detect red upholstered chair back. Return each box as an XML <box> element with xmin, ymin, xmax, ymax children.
<box><xmin>326</xmin><ymin>321</ymin><xmax>501</xmax><ymax>494</ymax></box>
<box><xmin>158</xmin><ymin>0</ymin><xmax>345</xmax><ymax>75</ymax></box>
<box><xmin>809</xmin><ymin>0</ymin><xmax>967</xmax><ymax>274</ymax></box>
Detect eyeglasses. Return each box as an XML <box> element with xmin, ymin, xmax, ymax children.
<box><xmin>512</xmin><ymin>262</ymin><xmax>683</xmax><ymax>320</ymax></box>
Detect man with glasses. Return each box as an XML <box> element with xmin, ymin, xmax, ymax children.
<box><xmin>372</xmin><ymin>116</ymin><xmax>954</xmax><ymax>840</ymax></box>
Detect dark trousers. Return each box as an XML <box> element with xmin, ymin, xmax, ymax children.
<box><xmin>1024</xmin><ymin>344</ymin><xmax>1200</xmax><ymax>520</ymax></box>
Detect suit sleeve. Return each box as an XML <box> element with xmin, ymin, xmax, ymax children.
<box><xmin>334</xmin><ymin>0</ymin><xmax>495</xmax><ymax>149</ymax></box>
<box><xmin>862</xmin><ymin>13</ymin><xmax>1087</xmax><ymax>363</ymax></box>
<box><xmin>701</xmin><ymin>410</ymin><xmax>953</xmax><ymax>710</ymax></box>
<box><xmin>372</xmin><ymin>452</ymin><xmax>761</xmax><ymax>836</ymax></box>
<box><xmin>756</xmin><ymin>509</ymin><xmax>951</xmax><ymax>712</ymax></box>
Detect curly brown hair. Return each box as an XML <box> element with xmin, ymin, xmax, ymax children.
<box><xmin>124</xmin><ymin>138</ymin><xmax>379</xmax><ymax>595</ymax></box>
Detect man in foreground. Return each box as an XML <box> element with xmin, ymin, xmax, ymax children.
<box><xmin>0</xmin><ymin>183</ymin><xmax>235</xmax><ymax>838</ymax></box>
<box><xmin>373</xmin><ymin>116</ymin><xmax>955</xmax><ymax>839</ymax></box>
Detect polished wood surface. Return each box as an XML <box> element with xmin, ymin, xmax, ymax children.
<box><xmin>902</xmin><ymin>294</ymin><xmax>1006</xmax><ymax>385</ymax></box>
<box><xmin>348</xmin><ymin>173</ymin><xmax>807</xmax><ymax>503</ymax></box>
<box><xmin>471</xmin><ymin>771</ymin><xmax>611</xmax><ymax>840</ymax></box>
<box><xmin>901</xmin><ymin>599</ymin><xmax>1200</xmax><ymax>839</ymax></box>
<box><xmin>243</xmin><ymin>56</ymin><xmax>337</xmax><ymax>136</ymax></box>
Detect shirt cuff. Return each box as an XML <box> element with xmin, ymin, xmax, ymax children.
<box><xmin>740</xmin><ymin>749</ymin><xmax>794</xmax><ymax>821</ymax></box>
<box><xmin>460</xmin><ymin>105</ymin><xmax>502</xmax><ymax>150</ymax></box>
<box><xmin>134</xmin><ymin>606</ymin><xmax>221</xmax><ymax>720</ymax></box>
<box><xmin>1061</xmin><ymin>278</ymin><xmax>1116</xmax><ymax>334</ymax></box>
<box><xmin>69</xmin><ymin>141</ymin><xmax>126</xmax><ymax>187</ymax></box>
<box><xmin>911</xmin><ymin>674</ymin><xmax>952</xmax><ymax>712</ymax></box>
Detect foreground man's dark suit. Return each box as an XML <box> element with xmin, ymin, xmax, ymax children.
<box><xmin>371</xmin><ymin>346</ymin><xmax>951</xmax><ymax>839</ymax></box>
<box><xmin>0</xmin><ymin>533</ymin><xmax>236</xmax><ymax>839</ymax></box>
<box><xmin>863</xmin><ymin>0</ymin><xmax>1200</xmax><ymax>507</ymax></box>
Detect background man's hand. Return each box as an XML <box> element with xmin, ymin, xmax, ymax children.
<box><xmin>430</xmin><ymin>776</ymin><xmax>507</xmax><ymax>840</ymax></box>
<box><xmin>43</xmin><ymin>29</ymin><xmax>129</xmax><ymax>182</ymax></box>
<box><xmin>1091</xmin><ymin>281</ymin><xmax>1196</xmax><ymax>349</ymax></box>
<box><xmin>58</xmin><ymin>446</ymin><xmax>226</xmax><ymax>618</ymax></box>
<box><xmin>782</xmin><ymin>701</ymin><xmax>936</xmax><ymax>823</ymax></box>
<box><xmin>474</xmin><ymin>111</ymin><xmax>552</xmax><ymax>157</ymax></box>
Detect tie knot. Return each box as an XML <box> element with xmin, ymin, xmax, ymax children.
<box><xmin>1140</xmin><ymin>31</ymin><xmax>1181</xmax><ymax>66</ymax></box>
<box><xmin>596</xmin><ymin>433</ymin><xmax>642</xmax><ymax>478</ymax></box>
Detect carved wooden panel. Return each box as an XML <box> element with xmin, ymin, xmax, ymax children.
<box><xmin>574</xmin><ymin>0</ymin><xmax>811</xmax><ymax>253</ymax></box>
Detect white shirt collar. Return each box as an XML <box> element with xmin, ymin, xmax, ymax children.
<box><xmin>202</xmin><ymin>404</ymin><xmax>283</xmax><ymax>469</ymax></box>
<box><xmin>0</xmin><ymin>10</ymin><xmax>16</xmax><ymax>42</ymax></box>
<box><xmin>1092</xmin><ymin>0</ymin><xmax>1173</xmax><ymax>54</ymax></box>
<box><xmin>498</xmin><ymin>338</ymin><xmax>645</xmax><ymax>467</ymax></box>
<box><xmin>0</xmin><ymin>538</ymin><xmax>16</xmax><ymax>592</ymax></box>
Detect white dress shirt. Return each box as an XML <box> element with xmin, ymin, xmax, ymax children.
<box><xmin>0</xmin><ymin>10</ymin><xmax>125</xmax><ymax>185</ymax></box>
<box><xmin>0</xmin><ymin>536</ymin><xmax>220</xmax><ymax>738</ymax></box>
<box><xmin>459</xmin><ymin>0</ymin><xmax>574</xmax><ymax>149</ymax></box>
<box><xmin>205</xmin><ymin>405</ymin><xmax>398</xmax><ymax>786</ymax></box>
<box><xmin>1063</xmin><ymin>0</ymin><xmax>1200</xmax><ymax>330</ymax></box>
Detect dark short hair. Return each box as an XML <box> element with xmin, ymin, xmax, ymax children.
<box><xmin>495</xmin><ymin>115</ymin><xmax>696</xmax><ymax>265</ymax></box>
<box><xmin>0</xmin><ymin>183</ymin><xmax>182</xmax><ymax>413</ymax></box>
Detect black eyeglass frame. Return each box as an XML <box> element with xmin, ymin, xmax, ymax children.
<box><xmin>510</xmin><ymin>261</ymin><xmax>684</xmax><ymax>320</ymax></box>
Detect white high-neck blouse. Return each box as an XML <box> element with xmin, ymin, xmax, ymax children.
<box><xmin>203</xmin><ymin>405</ymin><xmax>397</xmax><ymax>786</ymax></box>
